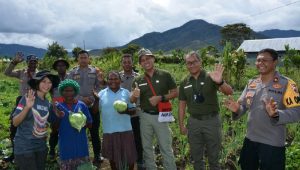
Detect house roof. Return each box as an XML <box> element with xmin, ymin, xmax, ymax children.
<box><xmin>238</xmin><ymin>37</ymin><xmax>300</xmax><ymax>52</ymax></box>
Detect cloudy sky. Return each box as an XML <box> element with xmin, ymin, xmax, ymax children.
<box><xmin>0</xmin><ymin>0</ymin><xmax>299</xmax><ymax>50</ymax></box>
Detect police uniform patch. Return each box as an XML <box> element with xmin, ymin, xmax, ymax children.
<box><xmin>273</xmin><ymin>83</ymin><xmax>282</xmax><ymax>89</ymax></box>
<box><xmin>283</xmin><ymin>80</ymin><xmax>300</xmax><ymax>108</ymax></box>
<box><xmin>249</xmin><ymin>83</ymin><xmax>257</xmax><ymax>89</ymax></box>
<box><xmin>73</xmin><ymin>74</ymin><xmax>80</xmax><ymax>80</ymax></box>
<box><xmin>291</xmin><ymin>83</ymin><xmax>299</xmax><ymax>93</ymax></box>
<box><xmin>254</xmin><ymin>79</ymin><xmax>261</xmax><ymax>83</ymax></box>
<box><xmin>246</xmin><ymin>98</ymin><xmax>251</xmax><ymax>106</ymax></box>
<box><xmin>88</xmin><ymin>73</ymin><xmax>96</xmax><ymax>78</ymax></box>
<box><xmin>246</xmin><ymin>91</ymin><xmax>255</xmax><ymax>98</ymax></box>
<box><xmin>245</xmin><ymin>91</ymin><xmax>255</xmax><ymax>108</ymax></box>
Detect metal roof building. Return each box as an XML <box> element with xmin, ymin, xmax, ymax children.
<box><xmin>238</xmin><ymin>37</ymin><xmax>300</xmax><ymax>52</ymax></box>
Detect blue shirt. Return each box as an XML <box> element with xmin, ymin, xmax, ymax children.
<box><xmin>98</xmin><ymin>87</ymin><xmax>134</xmax><ymax>133</ymax></box>
<box><xmin>54</xmin><ymin>100</ymin><xmax>92</xmax><ymax>161</ymax></box>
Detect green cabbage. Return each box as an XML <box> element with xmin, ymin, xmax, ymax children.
<box><xmin>69</xmin><ymin>109</ymin><xmax>87</xmax><ymax>132</ymax></box>
<box><xmin>113</xmin><ymin>100</ymin><xmax>127</xmax><ymax>113</ymax></box>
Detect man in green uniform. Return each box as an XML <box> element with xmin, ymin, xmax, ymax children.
<box><xmin>131</xmin><ymin>48</ymin><xmax>177</xmax><ymax>170</ymax></box>
<box><xmin>178</xmin><ymin>51</ymin><xmax>233</xmax><ymax>170</ymax></box>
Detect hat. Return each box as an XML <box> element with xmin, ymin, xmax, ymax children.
<box><xmin>52</xmin><ymin>58</ymin><xmax>70</xmax><ymax>70</ymax></box>
<box><xmin>26</xmin><ymin>55</ymin><xmax>38</xmax><ymax>63</ymax></box>
<box><xmin>58</xmin><ymin>79</ymin><xmax>80</xmax><ymax>96</ymax></box>
<box><xmin>137</xmin><ymin>48</ymin><xmax>154</xmax><ymax>62</ymax></box>
<box><xmin>28</xmin><ymin>70</ymin><xmax>60</xmax><ymax>90</ymax></box>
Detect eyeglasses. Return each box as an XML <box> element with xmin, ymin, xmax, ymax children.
<box><xmin>186</xmin><ymin>60</ymin><xmax>200</xmax><ymax>66</ymax></box>
<box><xmin>255</xmin><ymin>58</ymin><xmax>274</xmax><ymax>64</ymax></box>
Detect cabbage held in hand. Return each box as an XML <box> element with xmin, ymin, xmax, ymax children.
<box><xmin>113</xmin><ymin>100</ymin><xmax>128</xmax><ymax>113</ymax></box>
<box><xmin>69</xmin><ymin>109</ymin><xmax>86</xmax><ymax>132</ymax></box>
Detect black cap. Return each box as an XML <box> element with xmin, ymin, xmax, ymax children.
<box><xmin>28</xmin><ymin>70</ymin><xmax>60</xmax><ymax>90</ymax></box>
<box><xmin>26</xmin><ymin>54</ymin><xmax>38</xmax><ymax>63</ymax></box>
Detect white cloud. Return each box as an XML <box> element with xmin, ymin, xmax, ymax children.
<box><xmin>0</xmin><ymin>0</ymin><xmax>299</xmax><ymax>49</ymax></box>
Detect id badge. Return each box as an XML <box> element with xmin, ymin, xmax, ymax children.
<box><xmin>158</xmin><ymin>111</ymin><xmax>175</xmax><ymax>122</ymax></box>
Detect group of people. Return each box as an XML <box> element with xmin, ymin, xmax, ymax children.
<box><xmin>3</xmin><ymin>47</ymin><xmax>300</xmax><ymax>170</ymax></box>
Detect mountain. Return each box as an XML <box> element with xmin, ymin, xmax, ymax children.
<box><xmin>2</xmin><ymin>20</ymin><xmax>300</xmax><ymax>56</ymax></box>
<box><xmin>122</xmin><ymin>19</ymin><xmax>272</xmax><ymax>52</ymax></box>
<box><xmin>124</xmin><ymin>19</ymin><xmax>223</xmax><ymax>51</ymax></box>
<box><xmin>0</xmin><ymin>44</ymin><xmax>46</xmax><ymax>58</ymax></box>
<box><xmin>259</xmin><ymin>29</ymin><xmax>300</xmax><ymax>38</ymax></box>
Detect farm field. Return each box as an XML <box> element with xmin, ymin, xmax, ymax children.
<box><xmin>0</xmin><ymin>58</ymin><xmax>300</xmax><ymax>170</ymax></box>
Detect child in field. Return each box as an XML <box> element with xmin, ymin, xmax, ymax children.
<box><xmin>54</xmin><ymin>79</ymin><xmax>93</xmax><ymax>170</ymax></box>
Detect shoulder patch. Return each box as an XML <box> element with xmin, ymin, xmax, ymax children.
<box><xmin>283</xmin><ymin>79</ymin><xmax>300</xmax><ymax>108</ymax></box>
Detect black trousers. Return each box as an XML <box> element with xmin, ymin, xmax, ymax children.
<box><xmin>131</xmin><ymin>116</ymin><xmax>143</xmax><ymax>163</ymax></box>
<box><xmin>9</xmin><ymin>96</ymin><xmax>22</xmax><ymax>158</ymax></box>
<box><xmin>88</xmin><ymin>108</ymin><xmax>101</xmax><ymax>159</ymax></box>
<box><xmin>239</xmin><ymin>138</ymin><xmax>285</xmax><ymax>170</ymax></box>
<box><xmin>49</xmin><ymin>123</ymin><xmax>59</xmax><ymax>155</ymax></box>
<box><xmin>15</xmin><ymin>149</ymin><xmax>48</xmax><ymax>170</ymax></box>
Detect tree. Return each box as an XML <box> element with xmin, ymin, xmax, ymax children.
<box><xmin>220</xmin><ymin>23</ymin><xmax>253</xmax><ymax>49</ymax></box>
<box><xmin>199</xmin><ymin>46</ymin><xmax>218</xmax><ymax>68</ymax></box>
<box><xmin>46</xmin><ymin>42</ymin><xmax>68</xmax><ymax>58</ymax></box>
<box><xmin>222</xmin><ymin>42</ymin><xmax>234</xmax><ymax>84</ymax></box>
<box><xmin>121</xmin><ymin>44</ymin><xmax>140</xmax><ymax>55</ymax></box>
<box><xmin>171</xmin><ymin>49</ymin><xmax>185</xmax><ymax>63</ymax></box>
<box><xmin>282</xmin><ymin>45</ymin><xmax>292</xmax><ymax>74</ymax></box>
<box><xmin>289</xmin><ymin>50</ymin><xmax>300</xmax><ymax>72</ymax></box>
<box><xmin>231</xmin><ymin>49</ymin><xmax>247</xmax><ymax>89</ymax></box>
<box><xmin>72</xmin><ymin>47</ymin><xmax>83</xmax><ymax>61</ymax></box>
<box><xmin>39</xmin><ymin>42</ymin><xmax>68</xmax><ymax>70</ymax></box>
<box><xmin>102</xmin><ymin>47</ymin><xmax>120</xmax><ymax>55</ymax></box>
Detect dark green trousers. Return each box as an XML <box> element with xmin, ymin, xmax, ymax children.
<box><xmin>187</xmin><ymin>115</ymin><xmax>222</xmax><ymax>170</ymax></box>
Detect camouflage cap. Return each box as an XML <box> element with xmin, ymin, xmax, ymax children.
<box><xmin>138</xmin><ymin>48</ymin><xmax>154</xmax><ymax>62</ymax></box>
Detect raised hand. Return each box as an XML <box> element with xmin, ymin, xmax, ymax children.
<box><xmin>263</xmin><ymin>97</ymin><xmax>278</xmax><ymax>117</ymax></box>
<box><xmin>25</xmin><ymin>89</ymin><xmax>35</xmax><ymax>109</ymax></box>
<box><xmin>209</xmin><ymin>63</ymin><xmax>224</xmax><ymax>84</ymax></box>
<box><xmin>223</xmin><ymin>96</ymin><xmax>240</xmax><ymax>112</ymax></box>
<box><xmin>13</xmin><ymin>52</ymin><xmax>24</xmax><ymax>64</ymax></box>
<box><xmin>132</xmin><ymin>82</ymin><xmax>140</xmax><ymax>98</ymax></box>
<box><xmin>82</xmin><ymin>97</ymin><xmax>93</xmax><ymax>106</ymax></box>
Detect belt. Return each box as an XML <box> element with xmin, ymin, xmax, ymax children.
<box><xmin>143</xmin><ymin>110</ymin><xmax>159</xmax><ymax>115</ymax></box>
<box><xmin>191</xmin><ymin>112</ymin><xmax>218</xmax><ymax>120</ymax></box>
